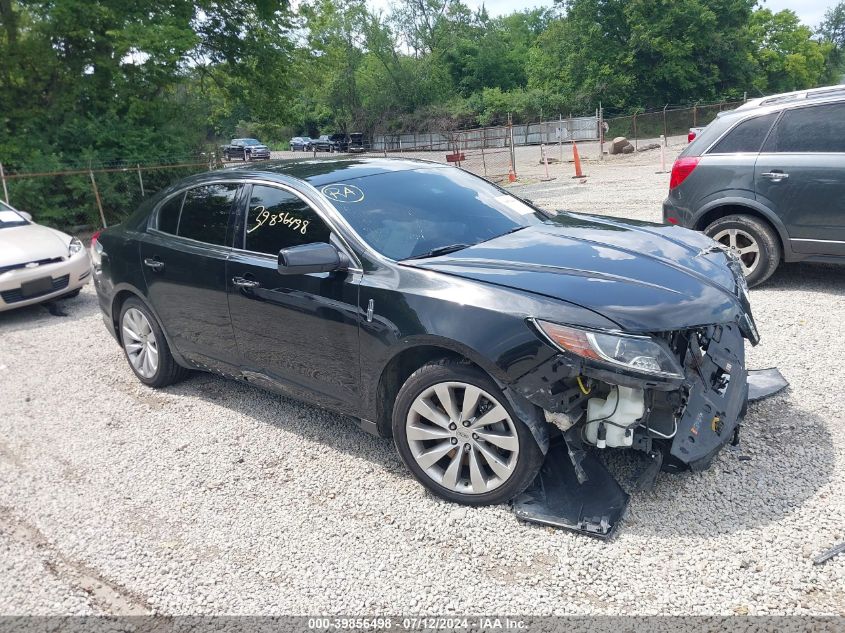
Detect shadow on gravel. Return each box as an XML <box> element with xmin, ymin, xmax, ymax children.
<box><xmin>171</xmin><ymin>369</ymin><xmax>834</xmax><ymax>538</ymax></box>
<box><xmin>757</xmin><ymin>261</ymin><xmax>845</xmax><ymax>296</ymax></box>
<box><xmin>608</xmin><ymin>397</ymin><xmax>835</xmax><ymax>537</ymax></box>
<box><xmin>0</xmin><ymin>289</ymin><xmax>100</xmax><ymax>333</ymax></box>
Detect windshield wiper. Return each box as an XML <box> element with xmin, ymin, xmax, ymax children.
<box><xmin>404</xmin><ymin>243</ymin><xmax>472</xmax><ymax>260</ymax></box>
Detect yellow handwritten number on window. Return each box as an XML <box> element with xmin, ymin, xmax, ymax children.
<box><xmin>247</xmin><ymin>205</ymin><xmax>310</xmax><ymax>235</ymax></box>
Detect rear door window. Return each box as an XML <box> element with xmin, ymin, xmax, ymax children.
<box><xmin>709</xmin><ymin>113</ymin><xmax>778</xmax><ymax>154</ymax></box>
<box><xmin>762</xmin><ymin>103</ymin><xmax>845</xmax><ymax>153</ymax></box>
<box><xmin>156</xmin><ymin>193</ymin><xmax>183</xmax><ymax>234</ymax></box>
<box><xmin>177</xmin><ymin>184</ymin><xmax>239</xmax><ymax>246</ymax></box>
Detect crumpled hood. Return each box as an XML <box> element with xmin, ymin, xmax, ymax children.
<box><xmin>407</xmin><ymin>212</ymin><xmax>745</xmax><ymax>332</ymax></box>
<box><xmin>0</xmin><ymin>224</ymin><xmax>69</xmax><ymax>267</ymax></box>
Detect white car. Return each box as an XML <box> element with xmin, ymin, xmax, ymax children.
<box><xmin>0</xmin><ymin>201</ymin><xmax>91</xmax><ymax>312</ymax></box>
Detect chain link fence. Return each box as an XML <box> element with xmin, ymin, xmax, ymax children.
<box><xmin>1</xmin><ymin>156</ymin><xmax>218</xmax><ymax>230</ymax></box>
<box><xmin>605</xmin><ymin>101</ymin><xmax>743</xmax><ymax>148</ymax></box>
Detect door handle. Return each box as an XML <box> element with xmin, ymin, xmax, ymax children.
<box><xmin>143</xmin><ymin>258</ymin><xmax>164</xmax><ymax>271</ymax></box>
<box><xmin>761</xmin><ymin>171</ymin><xmax>789</xmax><ymax>181</ymax></box>
<box><xmin>232</xmin><ymin>276</ymin><xmax>260</xmax><ymax>289</ymax></box>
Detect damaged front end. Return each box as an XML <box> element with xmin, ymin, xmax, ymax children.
<box><xmin>512</xmin><ymin>315</ymin><xmax>765</xmax><ymax>538</ymax></box>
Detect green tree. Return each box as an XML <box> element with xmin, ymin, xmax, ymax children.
<box><xmin>749</xmin><ymin>8</ymin><xmax>832</xmax><ymax>93</ymax></box>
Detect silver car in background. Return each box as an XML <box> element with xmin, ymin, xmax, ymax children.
<box><xmin>0</xmin><ymin>201</ymin><xmax>91</xmax><ymax>312</ymax></box>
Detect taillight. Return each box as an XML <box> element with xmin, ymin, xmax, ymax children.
<box><xmin>90</xmin><ymin>229</ymin><xmax>104</xmax><ymax>267</ymax></box>
<box><xmin>669</xmin><ymin>157</ymin><xmax>700</xmax><ymax>190</ymax></box>
<box><xmin>687</xmin><ymin>131</ymin><xmax>696</xmax><ymax>143</ymax></box>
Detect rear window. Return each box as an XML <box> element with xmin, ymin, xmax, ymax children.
<box><xmin>762</xmin><ymin>103</ymin><xmax>845</xmax><ymax>153</ymax></box>
<box><xmin>709</xmin><ymin>113</ymin><xmax>778</xmax><ymax>154</ymax></box>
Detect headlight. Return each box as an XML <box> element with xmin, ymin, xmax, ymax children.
<box><xmin>534</xmin><ymin>320</ymin><xmax>684</xmax><ymax>378</ymax></box>
<box><xmin>68</xmin><ymin>237</ymin><xmax>83</xmax><ymax>257</ymax></box>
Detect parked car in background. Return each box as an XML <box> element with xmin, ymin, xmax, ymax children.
<box><xmin>289</xmin><ymin>137</ymin><xmax>313</xmax><ymax>151</ymax></box>
<box><xmin>222</xmin><ymin>138</ymin><xmax>271</xmax><ymax>162</ymax></box>
<box><xmin>664</xmin><ymin>85</ymin><xmax>845</xmax><ymax>286</ymax></box>
<box><xmin>0</xmin><ymin>201</ymin><xmax>90</xmax><ymax>311</ymax></box>
<box><xmin>311</xmin><ymin>135</ymin><xmax>337</xmax><ymax>152</ymax></box>
<box><xmin>92</xmin><ymin>157</ymin><xmax>757</xmax><ymax>520</ymax></box>
<box><xmin>348</xmin><ymin>133</ymin><xmax>366</xmax><ymax>153</ymax></box>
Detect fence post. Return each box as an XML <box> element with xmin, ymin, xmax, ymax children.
<box><xmin>663</xmin><ymin>104</ymin><xmax>669</xmax><ymax>145</ymax></box>
<box><xmin>89</xmin><ymin>169</ymin><xmax>108</xmax><ymax>228</ymax></box>
<box><xmin>508</xmin><ymin>112</ymin><xmax>516</xmax><ymax>178</ymax></box>
<box><xmin>480</xmin><ymin>145</ymin><xmax>487</xmax><ymax>177</ymax></box>
<box><xmin>599</xmin><ymin>102</ymin><xmax>604</xmax><ymax>161</ymax></box>
<box><xmin>137</xmin><ymin>164</ymin><xmax>145</xmax><ymax>197</ymax></box>
<box><xmin>633</xmin><ymin>111</ymin><xmax>638</xmax><ymax>151</ymax></box>
<box><xmin>0</xmin><ymin>163</ymin><xmax>8</xmax><ymax>204</ymax></box>
<box><xmin>693</xmin><ymin>102</ymin><xmax>698</xmax><ymax>127</ymax></box>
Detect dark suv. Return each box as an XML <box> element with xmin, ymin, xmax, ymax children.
<box><xmin>663</xmin><ymin>86</ymin><xmax>845</xmax><ymax>286</ymax></box>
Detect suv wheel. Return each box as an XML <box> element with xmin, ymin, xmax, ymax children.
<box><xmin>704</xmin><ymin>214</ymin><xmax>781</xmax><ymax>287</ymax></box>
<box><xmin>392</xmin><ymin>361</ymin><xmax>543</xmax><ymax>506</ymax></box>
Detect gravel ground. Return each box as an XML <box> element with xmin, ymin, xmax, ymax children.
<box><xmin>1</xmin><ymin>149</ymin><xmax>844</xmax><ymax>616</ymax></box>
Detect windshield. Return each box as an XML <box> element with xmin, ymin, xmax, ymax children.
<box><xmin>0</xmin><ymin>202</ymin><xmax>28</xmax><ymax>228</ymax></box>
<box><xmin>236</xmin><ymin>139</ymin><xmax>261</xmax><ymax>145</ymax></box>
<box><xmin>321</xmin><ymin>167</ymin><xmax>547</xmax><ymax>260</ymax></box>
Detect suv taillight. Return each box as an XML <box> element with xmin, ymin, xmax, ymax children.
<box><xmin>669</xmin><ymin>157</ymin><xmax>700</xmax><ymax>190</ymax></box>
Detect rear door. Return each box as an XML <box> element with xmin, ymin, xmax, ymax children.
<box><xmin>139</xmin><ymin>182</ymin><xmax>241</xmax><ymax>371</ymax></box>
<box><xmin>226</xmin><ymin>183</ymin><xmax>362</xmax><ymax>413</ymax></box>
<box><xmin>755</xmin><ymin>102</ymin><xmax>845</xmax><ymax>256</ymax></box>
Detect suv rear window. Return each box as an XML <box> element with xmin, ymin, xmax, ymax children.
<box><xmin>762</xmin><ymin>103</ymin><xmax>845</xmax><ymax>153</ymax></box>
<box><xmin>709</xmin><ymin>113</ymin><xmax>778</xmax><ymax>154</ymax></box>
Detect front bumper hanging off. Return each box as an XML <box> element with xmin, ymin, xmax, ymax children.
<box><xmin>511</xmin><ymin>364</ymin><xmax>788</xmax><ymax>539</ymax></box>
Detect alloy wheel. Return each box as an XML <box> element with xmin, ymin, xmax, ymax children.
<box><xmin>122</xmin><ymin>307</ymin><xmax>159</xmax><ymax>379</ymax></box>
<box><xmin>405</xmin><ymin>381</ymin><xmax>520</xmax><ymax>495</ymax></box>
<box><xmin>712</xmin><ymin>228</ymin><xmax>760</xmax><ymax>276</ymax></box>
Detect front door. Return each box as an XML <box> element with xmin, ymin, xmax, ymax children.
<box><xmin>755</xmin><ymin>102</ymin><xmax>845</xmax><ymax>256</ymax></box>
<box><xmin>227</xmin><ymin>183</ymin><xmax>361</xmax><ymax>413</ymax></box>
<box><xmin>139</xmin><ymin>182</ymin><xmax>241</xmax><ymax>370</ymax></box>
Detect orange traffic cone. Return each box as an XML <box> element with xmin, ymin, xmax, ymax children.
<box><xmin>571</xmin><ymin>141</ymin><xmax>586</xmax><ymax>179</ymax></box>
<box><xmin>508</xmin><ymin>164</ymin><xmax>517</xmax><ymax>183</ymax></box>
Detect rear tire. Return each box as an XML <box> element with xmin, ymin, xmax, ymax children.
<box><xmin>704</xmin><ymin>214</ymin><xmax>781</xmax><ymax>287</ymax></box>
<box><xmin>119</xmin><ymin>297</ymin><xmax>189</xmax><ymax>388</ymax></box>
<box><xmin>392</xmin><ymin>360</ymin><xmax>543</xmax><ymax>506</ymax></box>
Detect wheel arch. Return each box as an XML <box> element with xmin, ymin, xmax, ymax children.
<box><xmin>110</xmin><ymin>284</ymin><xmax>188</xmax><ymax>366</ymax></box>
<box><xmin>373</xmin><ymin>340</ymin><xmax>548</xmax><ymax>454</ymax></box>
<box><xmin>692</xmin><ymin>200</ymin><xmax>791</xmax><ymax>260</ymax></box>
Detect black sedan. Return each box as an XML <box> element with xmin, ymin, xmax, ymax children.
<box><xmin>92</xmin><ymin>158</ymin><xmax>757</xmax><ymax>510</ymax></box>
<box><xmin>289</xmin><ymin>137</ymin><xmax>312</xmax><ymax>151</ymax></box>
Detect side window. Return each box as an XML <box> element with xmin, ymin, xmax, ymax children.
<box><xmin>177</xmin><ymin>184</ymin><xmax>239</xmax><ymax>246</ymax></box>
<box><xmin>156</xmin><ymin>193</ymin><xmax>183</xmax><ymax>234</ymax></box>
<box><xmin>709</xmin><ymin>113</ymin><xmax>778</xmax><ymax>154</ymax></box>
<box><xmin>244</xmin><ymin>185</ymin><xmax>331</xmax><ymax>255</ymax></box>
<box><xmin>763</xmin><ymin>103</ymin><xmax>845</xmax><ymax>153</ymax></box>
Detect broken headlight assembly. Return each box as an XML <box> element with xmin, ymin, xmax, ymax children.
<box><xmin>533</xmin><ymin>320</ymin><xmax>684</xmax><ymax>378</ymax></box>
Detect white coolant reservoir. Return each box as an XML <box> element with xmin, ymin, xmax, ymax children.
<box><xmin>584</xmin><ymin>386</ymin><xmax>645</xmax><ymax>448</ymax></box>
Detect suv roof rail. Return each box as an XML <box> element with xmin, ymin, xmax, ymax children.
<box><xmin>740</xmin><ymin>84</ymin><xmax>845</xmax><ymax>110</ymax></box>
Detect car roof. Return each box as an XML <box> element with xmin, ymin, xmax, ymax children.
<box><xmin>220</xmin><ymin>157</ymin><xmax>447</xmax><ymax>187</ymax></box>
<box><xmin>736</xmin><ymin>84</ymin><xmax>845</xmax><ymax>111</ymax></box>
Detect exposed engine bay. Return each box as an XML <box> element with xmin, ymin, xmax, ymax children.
<box><xmin>511</xmin><ymin>320</ymin><xmax>787</xmax><ymax>538</ymax></box>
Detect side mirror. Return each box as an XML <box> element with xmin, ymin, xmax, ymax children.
<box><xmin>18</xmin><ymin>211</ymin><xmax>32</xmax><ymax>221</ymax></box>
<box><xmin>278</xmin><ymin>242</ymin><xmax>349</xmax><ymax>275</ymax></box>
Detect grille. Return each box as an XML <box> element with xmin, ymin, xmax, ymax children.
<box><xmin>0</xmin><ymin>257</ymin><xmax>64</xmax><ymax>275</ymax></box>
<box><xmin>1</xmin><ymin>274</ymin><xmax>70</xmax><ymax>304</ymax></box>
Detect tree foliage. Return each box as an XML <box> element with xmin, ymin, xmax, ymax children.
<box><xmin>1</xmin><ymin>0</ymin><xmax>842</xmax><ymax>227</ymax></box>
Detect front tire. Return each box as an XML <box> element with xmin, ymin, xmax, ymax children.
<box><xmin>119</xmin><ymin>298</ymin><xmax>188</xmax><ymax>388</ymax></box>
<box><xmin>705</xmin><ymin>214</ymin><xmax>781</xmax><ymax>287</ymax></box>
<box><xmin>392</xmin><ymin>361</ymin><xmax>543</xmax><ymax>506</ymax></box>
